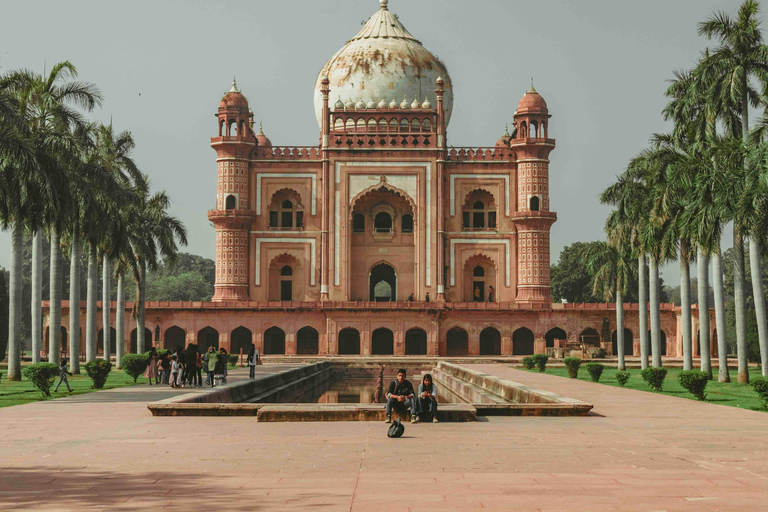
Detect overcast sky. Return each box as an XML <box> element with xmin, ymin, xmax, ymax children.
<box><xmin>0</xmin><ymin>0</ymin><xmax>743</xmax><ymax>287</ymax></box>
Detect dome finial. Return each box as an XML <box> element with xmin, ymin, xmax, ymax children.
<box><xmin>527</xmin><ymin>77</ymin><xmax>538</xmax><ymax>94</ymax></box>
<box><xmin>258</xmin><ymin>121</ymin><xmax>264</xmax><ymax>136</ymax></box>
<box><xmin>504</xmin><ymin>124</ymin><xmax>510</xmax><ymax>137</ymax></box>
<box><xmin>380</xmin><ymin>0</ymin><xmax>388</xmax><ymax>9</ymax></box>
<box><xmin>230</xmin><ymin>77</ymin><xmax>239</xmax><ymax>93</ymax></box>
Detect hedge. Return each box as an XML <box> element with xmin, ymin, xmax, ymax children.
<box><xmin>615</xmin><ymin>370</ymin><xmax>631</xmax><ymax>387</ymax></box>
<box><xmin>521</xmin><ymin>356</ymin><xmax>535</xmax><ymax>370</ymax></box>
<box><xmin>585</xmin><ymin>363</ymin><xmax>604</xmax><ymax>383</ymax></box>
<box><xmin>121</xmin><ymin>354</ymin><xmax>149</xmax><ymax>383</ymax></box>
<box><xmin>751</xmin><ymin>377</ymin><xmax>768</xmax><ymax>411</ymax></box>
<box><xmin>84</xmin><ymin>360</ymin><xmax>113</xmax><ymax>389</ymax></box>
<box><xmin>563</xmin><ymin>357</ymin><xmax>581</xmax><ymax>378</ymax></box>
<box><xmin>531</xmin><ymin>354</ymin><xmax>548</xmax><ymax>372</ymax></box>
<box><xmin>22</xmin><ymin>363</ymin><xmax>59</xmax><ymax>396</ymax></box>
<box><xmin>641</xmin><ymin>367</ymin><xmax>668</xmax><ymax>392</ymax></box>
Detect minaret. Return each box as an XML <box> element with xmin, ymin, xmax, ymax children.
<box><xmin>209</xmin><ymin>80</ymin><xmax>256</xmax><ymax>301</ymax></box>
<box><xmin>511</xmin><ymin>84</ymin><xmax>557</xmax><ymax>303</ymax></box>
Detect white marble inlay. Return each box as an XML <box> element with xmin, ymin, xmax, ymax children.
<box><xmin>450</xmin><ymin>174</ymin><xmax>511</xmax><ymax>217</ymax></box>
<box><xmin>449</xmin><ymin>238</ymin><xmax>511</xmax><ymax>287</ymax></box>
<box><xmin>255</xmin><ymin>237</ymin><xmax>316</xmax><ymax>286</ymax></box>
<box><xmin>256</xmin><ymin>173</ymin><xmax>317</xmax><ymax>215</ymax></box>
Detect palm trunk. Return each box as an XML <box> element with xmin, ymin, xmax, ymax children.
<box><xmin>68</xmin><ymin>231</ymin><xmax>82</xmax><ymax>374</ymax></box>
<box><xmin>697</xmin><ymin>248</ymin><xmax>712</xmax><ymax>379</ymax></box>
<box><xmin>116</xmin><ymin>274</ymin><xmax>125</xmax><ymax>367</ymax></box>
<box><xmin>137</xmin><ymin>259</ymin><xmax>146</xmax><ymax>353</ymax></box>
<box><xmin>616</xmin><ymin>282</ymin><xmax>625</xmax><ymax>370</ymax></box>
<box><xmin>680</xmin><ymin>252</ymin><xmax>692</xmax><ymax>371</ymax></box>
<box><xmin>49</xmin><ymin>230</ymin><xmax>62</xmax><ymax>365</ymax></box>
<box><xmin>713</xmin><ymin>250</ymin><xmax>729</xmax><ymax>382</ymax></box>
<box><xmin>85</xmin><ymin>242</ymin><xmax>98</xmax><ymax>362</ymax></box>
<box><xmin>102</xmin><ymin>253</ymin><xmax>111</xmax><ymax>362</ymax></box>
<box><xmin>748</xmin><ymin>238</ymin><xmax>768</xmax><ymax>376</ymax></box>
<box><xmin>638</xmin><ymin>253</ymin><xmax>649</xmax><ymax>369</ymax></box>
<box><xmin>650</xmin><ymin>258</ymin><xmax>661</xmax><ymax>368</ymax></box>
<box><xmin>734</xmin><ymin>227</ymin><xmax>749</xmax><ymax>383</ymax></box>
<box><xmin>7</xmin><ymin>222</ymin><xmax>23</xmax><ymax>380</ymax></box>
<box><xmin>31</xmin><ymin>230</ymin><xmax>42</xmax><ymax>364</ymax></box>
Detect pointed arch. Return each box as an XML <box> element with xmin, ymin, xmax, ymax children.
<box><xmin>512</xmin><ymin>328</ymin><xmax>534</xmax><ymax>355</ymax></box>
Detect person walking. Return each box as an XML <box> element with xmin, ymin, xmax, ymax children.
<box><xmin>145</xmin><ymin>347</ymin><xmax>159</xmax><ymax>385</ymax></box>
<box><xmin>54</xmin><ymin>358</ymin><xmax>73</xmax><ymax>393</ymax></box>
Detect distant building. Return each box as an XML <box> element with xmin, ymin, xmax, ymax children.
<box><xmin>44</xmin><ymin>1</ymin><xmax>713</xmax><ymax>360</ymax></box>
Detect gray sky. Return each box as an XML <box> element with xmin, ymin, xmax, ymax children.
<box><xmin>0</xmin><ymin>0</ymin><xmax>742</xmax><ymax>287</ymax></box>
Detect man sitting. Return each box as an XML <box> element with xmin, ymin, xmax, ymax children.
<box><xmin>385</xmin><ymin>368</ymin><xmax>419</xmax><ymax>424</ymax></box>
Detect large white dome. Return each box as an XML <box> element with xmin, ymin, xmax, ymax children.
<box><xmin>313</xmin><ymin>0</ymin><xmax>453</xmax><ymax>128</ymax></box>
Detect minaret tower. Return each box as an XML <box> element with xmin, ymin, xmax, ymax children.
<box><xmin>511</xmin><ymin>84</ymin><xmax>558</xmax><ymax>303</ymax></box>
<box><xmin>209</xmin><ymin>80</ymin><xmax>256</xmax><ymax>301</ymax></box>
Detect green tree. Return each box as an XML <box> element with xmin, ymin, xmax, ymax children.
<box><xmin>145</xmin><ymin>272</ymin><xmax>213</xmax><ymax>302</ymax></box>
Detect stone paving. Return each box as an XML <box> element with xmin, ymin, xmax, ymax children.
<box><xmin>1</xmin><ymin>364</ymin><xmax>766</xmax><ymax>511</ymax></box>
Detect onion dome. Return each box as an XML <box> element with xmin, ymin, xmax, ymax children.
<box><xmin>411</xmin><ymin>97</ymin><xmax>421</xmax><ymax>109</ymax></box>
<box><xmin>344</xmin><ymin>98</ymin><xmax>355</xmax><ymax>109</ymax></box>
<box><xmin>400</xmin><ymin>96</ymin><xmax>409</xmax><ymax>109</ymax></box>
<box><xmin>334</xmin><ymin>97</ymin><xmax>344</xmax><ymax>110</ymax></box>
<box><xmin>389</xmin><ymin>98</ymin><xmax>398</xmax><ymax>108</ymax></box>
<box><xmin>516</xmin><ymin>84</ymin><xmax>548</xmax><ymax>115</ymax></box>
<box><xmin>314</xmin><ymin>0</ymin><xmax>453</xmax><ymax>127</ymax></box>
<box><xmin>367</xmin><ymin>98</ymin><xmax>377</xmax><ymax>109</ymax></box>
<box><xmin>219</xmin><ymin>79</ymin><xmax>249</xmax><ymax>109</ymax></box>
<box><xmin>496</xmin><ymin>125</ymin><xmax>512</xmax><ymax>147</ymax></box>
<box><xmin>421</xmin><ymin>96</ymin><xmax>432</xmax><ymax>109</ymax></box>
<box><xmin>256</xmin><ymin>122</ymin><xmax>272</xmax><ymax>148</ymax></box>
<box><xmin>378</xmin><ymin>98</ymin><xmax>388</xmax><ymax>108</ymax></box>
<box><xmin>356</xmin><ymin>98</ymin><xmax>366</xmax><ymax>109</ymax></box>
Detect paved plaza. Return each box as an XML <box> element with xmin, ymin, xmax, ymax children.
<box><xmin>1</xmin><ymin>364</ymin><xmax>767</xmax><ymax>511</ymax></box>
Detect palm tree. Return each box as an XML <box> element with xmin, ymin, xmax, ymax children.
<box><xmin>601</xmin><ymin>171</ymin><xmax>650</xmax><ymax>368</ymax></box>
<box><xmin>583</xmin><ymin>231</ymin><xmax>637</xmax><ymax>370</ymax></box>
<box><xmin>697</xmin><ymin>0</ymin><xmax>768</xmax><ymax>382</ymax></box>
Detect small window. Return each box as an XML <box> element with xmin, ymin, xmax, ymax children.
<box><xmin>353</xmin><ymin>213</ymin><xmax>365</xmax><ymax>233</ymax></box>
<box><xmin>488</xmin><ymin>211</ymin><xmax>497</xmax><ymax>228</ymax></box>
<box><xmin>530</xmin><ymin>196</ymin><xmax>540</xmax><ymax>211</ymax></box>
<box><xmin>473</xmin><ymin>211</ymin><xmax>485</xmax><ymax>228</ymax></box>
<box><xmin>281</xmin><ymin>211</ymin><xmax>293</xmax><ymax>228</ymax></box>
<box><xmin>473</xmin><ymin>266</ymin><xmax>485</xmax><ymax>277</ymax></box>
<box><xmin>374</xmin><ymin>212</ymin><xmax>392</xmax><ymax>232</ymax></box>
<box><xmin>295</xmin><ymin>211</ymin><xmax>303</xmax><ymax>228</ymax></box>
<box><xmin>473</xmin><ymin>201</ymin><xmax>484</xmax><ymax>209</ymax></box>
<box><xmin>269</xmin><ymin>211</ymin><xmax>278</xmax><ymax>228</ymax></box>
<box><xmin>281</xmin><ymin>266</ymin><xmax>292</xmax><ymax>276</ymax></box>
<box><xmin>462</xmin><ymin>212</ymin><xmax>470</xmax><ymax>229</ymax></box>
<box><xmin>282</xmin><ymin>200</ymin><xmax>293</xmax><ymax>209</ymax></box>
<box><xmin>225</xmin><ymin>195</ymin><xmax>236</xmax><ymax>210</ymax></box>
<box><xmin>402</xmin><ymin>214</ymin><xmax>413</xmax><ymax>233</ymax></box>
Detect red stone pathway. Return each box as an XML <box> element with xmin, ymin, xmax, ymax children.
<box><xmin>0</xmin><ymin>364</ymin><xmax>766</xmax><ymax>511</ymax></box>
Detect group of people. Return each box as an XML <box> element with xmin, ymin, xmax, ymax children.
<box><xmin>385</xmin><ymin>368</ymin><xmax>439</xmax><ymax>424</ymax></box>
<box><xmin>143</xmin><ymin>343</ymin><xmax>262</xmax><ymax>388</ymax></box>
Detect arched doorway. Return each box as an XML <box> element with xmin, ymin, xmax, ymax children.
<box><xmin>405</xmin><ymin>328</ymin><xmax>427</xmax><ymax>355</ymax></box>
<box><xmin>370</xmin><ymin>263</ymin><xmax>396</xmax><ymax>301</ymax></box>
<box><xmin>264</xmin><ymin>327</ymin><xmax>285</xmax><ymax>355</ymax></box>
<box><xmin>46</xmin><ymin>326</ymin><xmax>69</xmax><ymax>356</ymax></box>
<box><xmin>297</xmin><ymin>326</ymin><xmax>319</xmax><ymax>355</ymax></box>
<box><xmin>338</xmin><ymin>328</ymin><xmax>360</xmax><ymax>355</ymax></box>
<box><xmin>446</xmin><ymin>327</ymin><xmax>469</xmax><ymax>356</ymax></box>
<box><xmin>372</xmin><ymin>328</ymin><xmax>394</xmax><ymax>355</ymax></box>
<box><xmin>97</xmin><ymin>327</ymin><xmax>117</xmax><ymax>355</ymax></box>
<box><xmin>130</xmin><ymin>328</ymin><xmax>153</xmax><ymax>353</ymax></box>
<box><xmin>198</xmin><ymin>327</ymin><xmax>219</xmax><ymax>353</ymax></box>
<box><xmin>231</xmin><ymin>326</ymin><xmax>252</xmax><ymax>356</ymax></box>
<box><xmin>545</xmin><ymin>327</ymin><xmax>567</xmax><ymax>348</ymax></box>
<box><xmin>163</xmin><ymin>326</ymin><xmax>186</xmax><ymax>351</ymax></box>
<box><xmin>512</xmin><ymin>328</ymin><xmax>534</xmax><ymax>355</ymax></box>
<box><xmin>479</xmin><ymin>327</ymin><xmax>501</xmax><ymax>355</ymax></box>
<box><xmin>579</xmin><ymin>328</ymin><xmax>601</xmax><ymax>347</ymax></box>
<box><xmin>612</xmin><ymin>328</ymin><xmax>634</xmax><ymax>356</ymax></box>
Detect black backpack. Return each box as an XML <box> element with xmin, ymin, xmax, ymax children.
<box><xmin>387</xmin><ymin>418</ymin><xmax>405</xmax><ymax>438</ymax></box>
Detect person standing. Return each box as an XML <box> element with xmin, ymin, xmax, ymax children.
<box><xmin>170</xmin><ymin>355</ymin><xmax>182</xmax><ymax>389</ymax></box>
<box><xmin>145</xmin><ymin>347</ymin><xmax>159</xmax><ymax>385</ymax></box>
<box><xmin>488</xmin><ymin>286</ymin><xmax>494</xmax><ymax>302</ymax></box>
<box><xmin>247</xmin><ymin>344</ymin><xmax>259</xmax><ymax>379</ymax></box>
<box><xmin>159</xmin><ymin>352</ymin><xmax>171</xmax><ymax>385</ymax></box>
<box><xmin>195</xmin><ymin>348</ymin><xmax>203</xmax><ymax>387</ymax></box>
<box><xmin>205</xmin><ymin>346</ymin><xmax>217</xmax><ymax>387</ymax></box>
<box><xmin>54</xmin><ymin>358</ymin><xmax>73</xmax><ymax>393</ymax></box>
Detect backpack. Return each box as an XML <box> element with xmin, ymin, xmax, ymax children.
<box><xmin>387</xmin><ymin>418</ymin><xmax>405</xmax><ymax>438</ymax></box>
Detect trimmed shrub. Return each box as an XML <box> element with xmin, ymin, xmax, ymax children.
<box><xmin>121</xmin><ymin>354</ymin><xmax>149</xmax><ymax>383</ymax></box>
<box><xmin>751</xmin><ymin>377</ymin><xmax>768</xmax><ymax>411</ymax></box>
<box><xmin>84</xmin><ymin>360</ymin><xmax>113</xmax><ymax>389</ymax></box>
<box><xmin>521</xmin><ymin>356</ymin><xmax>535</xmax><ymax>370</ymax></box>
<box><xmin>22</xmin><ymin>363</ymin><xmax>59</xmax><ymax>396</ymax></box>
<box><xmin>616</xmin><ymin>370</ymin><xmax>631</xmax><ymax>387</ymax></box>
<box><xmin>678</xmin><ymin>370</ymin><xmax>709</xmax><ymax>400</ymax></box>
<box><xmin>564</xmin><ymin>357</ymin><xmax>581</xmax><ymax>378</ymax></box>
<box><xmin>640</xmin><ymin>367</ymin><xmax>668</xmax><ymax>392</ymax></box>
<box><xmin>531</xmin><ymin>354</ymin><xmax>548</xmax><ymax>372</ymax></box>
<box><xmin>585</xmin><ymin>363</ymin><xmax>604</xmax><ymax>383</ymax></box>
<box><xmin>228</xmin><ymin>354</ymin><xmax>239</xmax><ymax>366</ymax></box>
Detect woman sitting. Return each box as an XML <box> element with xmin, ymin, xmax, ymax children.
<box><xmin>417</xmin><ymin>373</ymin><xmax>439</xmax><ymax>423</ymax></box>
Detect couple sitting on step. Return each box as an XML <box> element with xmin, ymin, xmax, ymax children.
<box><xmin>385</xmin><ymin>368</ymin><xmax>439</xmax><ymax>424</ymax></box>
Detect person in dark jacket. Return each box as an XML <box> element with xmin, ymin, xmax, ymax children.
<box><xmin>385</xmin><ymin>368</ymin><xmax>418</xmax><ymax>424</ymax></box>
<box><xmin>54</xmin><ymin>358</ymin><xmax>73</xmax><ymax>393</ymax></box>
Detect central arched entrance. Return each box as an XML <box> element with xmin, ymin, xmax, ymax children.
<box><xmin>446</xmin><ymin>327</ymin><xmax>469</xmax><ymax>356</ymax></box>
<box><xmin>338</xmin><ymin>328</ymin><xmax>360</xmax><ymax>355</ymax></box>
<box><xmin>372</xmin><ymin>328</ymin><xmax>394</xmax><ymax>355</ymax></box>
<box><xmin>370</xmin><ymin>263</ymin><xmax>396</xmax><ymax>301</ymax></box>
<box><xmin>405</xmin><ymin>328</ymin><xmax>427</xmax><ymax>355</ymax></box>
<box><xmin>479</xmin><ymin>327</ymin><xmax>501</xmax><ymax>355</ymax></box>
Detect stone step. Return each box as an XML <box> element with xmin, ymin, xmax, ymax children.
<box><xmin>256</xmin><ymin>403</ymin><xmax>477</xmax><ymax>422</ymax></box>
<box><xmin>432</xmin><ymin>368</ymin><xmax>509</xmax><ymax>405</ymax></box>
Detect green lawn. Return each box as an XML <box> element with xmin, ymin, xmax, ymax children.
<box><xmin>520</xmin><ymin>365</ymin><xmax>767</xmax><ymax>412</ymax></box>
<box><xmin>0</xmin><ymin>363</ymin><xmax>142</xmax><ymax>408</ymax></box>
